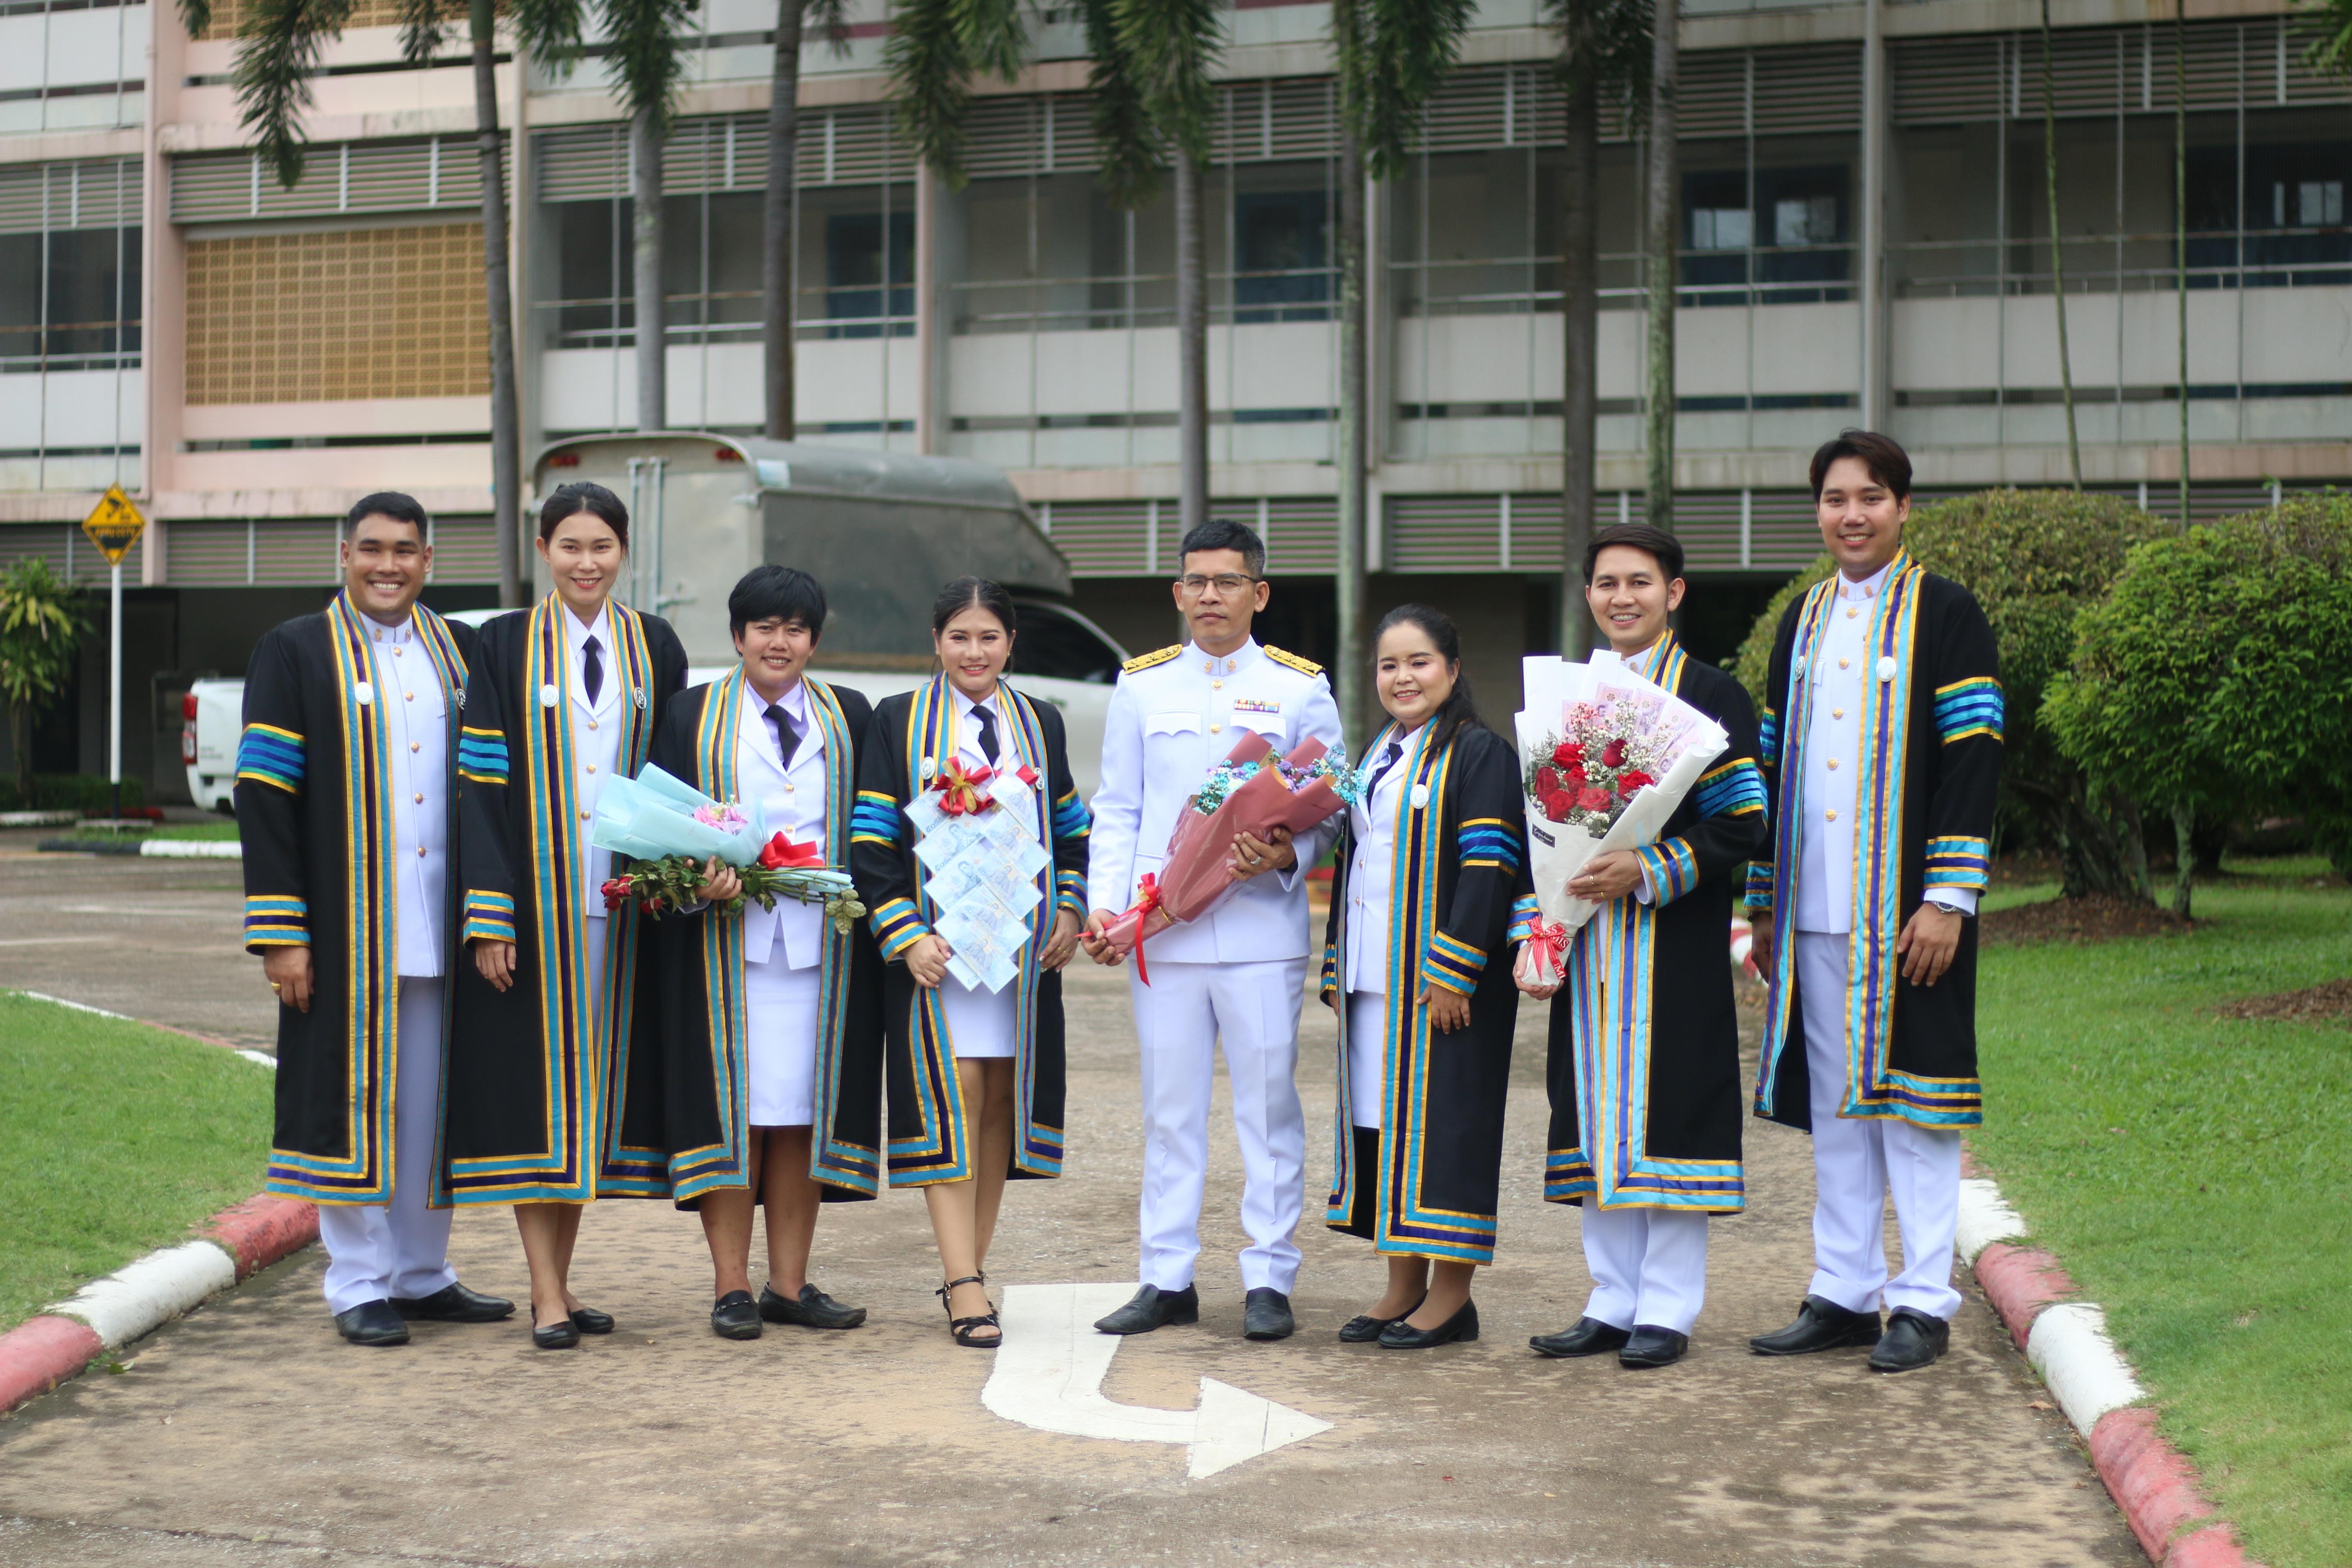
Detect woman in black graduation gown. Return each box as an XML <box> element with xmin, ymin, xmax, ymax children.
<box><xmin>850</xmin><ymin>578</ymin><xmax>1092</xmax><ymax>1348</ymax></box>
<box><xmin>1320</xmin><ymin>604</ymin><xmax>1526</xmax><ymax>1349</ymax></box>
<box><xmin>441</xmin><ymin>482</ymin><xmax>689</xmax><ymax>1348</ymax></box>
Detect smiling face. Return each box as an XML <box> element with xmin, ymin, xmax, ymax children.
<box><xmin>1815</xmin><ymin>454</ymin><xmax>1911</xmax><ymax>580</ymax></box>
<box><xmin>536</xmin><ymin>508</ymin><xmax>626</xmax><ymax>621</ymax></box>
<box><xmin>1585</xmin><ymin>544</ymin><xmax>1685</xmax><ymax>656</ymax></box>
<box><xmin>341</xmin><ymin>513</ymin><xmax>432</xmax><ymax>626</ymax></box>
<box><xmin>934</xmin><ymin>603</ymin><xmax>1013</xmax><ymax>701</ymax></box>
<box><xmin>1374</xmin><ymin>618</ymin><xmax>1457</xmax><ymax>730</ymax></box>
<box><xmin>735</xmin><ymin>613</ymin><xmax>816</xmax><ymax>702</ymax></box>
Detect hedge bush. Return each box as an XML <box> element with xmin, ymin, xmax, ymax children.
<box><xmin>1733</xmin><ymin>488</ymin><xmax>2177</xmax><ymax>897</ymax></box>
<box><xmin>0</xmin><ymin>774</ymin><xmax>145</xmax><ymax>814</ymax></box>
<box><xmin>2044</xmin><ymin>493</ymin><xmax>2352</xmax><ymax>879</ymax></box>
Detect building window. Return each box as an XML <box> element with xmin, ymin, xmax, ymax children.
<box><xmin>825</xmin><ymin>209</ymin><xmax>913</xmax><ymax>338</ymax></box>
<box><xmin>0</xmin><ymin>160</ymin><xmax>141</xmax><ymax>372</ymax></box>
<box><xmin>1234</xmin><ymin>190</ymin><xmax>1329</xmax><ymax>322</ymax></box>
<box><xmin>1680</xmin><ymin>165</ymin><xmax>1850</xmax><ymax>304</ymax></box>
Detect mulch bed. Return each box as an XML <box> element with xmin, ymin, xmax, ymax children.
<box><xmin>1980</xmin><ymin>894</ymin><xmax>2196</xmax><ymax>948</ymax></box>
<box><xmin>2211</xmin><ymin>978</ymin><xmax>2352</xmax><ymax>1027</ymax></box>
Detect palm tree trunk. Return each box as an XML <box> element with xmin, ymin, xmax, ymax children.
<box><xmin>1335</xmin><ymin>127</ymin><xmax>1369</xmax><ymax>743</ymax></box>
<box><xmin>763</xmin><ymin>0</ymin><xmax>804</xmax><ymax>441</ymax></box>
<box><xmin>472</xmin><ymin>0</ymin><xmax>524</xmax><ymax>608</ymax></box>
<box><xmin>1559</xmin><ymin>59</ymin><xmax>1599</xmax><ymax>655</ymax></box>
<box><xmin>633</xmin><ymin>106</ymin><xmax>667</xmax><ymax>432</ymax></box>
<box><xmin>2041</xmin><ymin>0</ymin><xmax>2082</xmax><ymax>489</ymax></box>
<box><xmin>1643</xmin><ymin>0</ymin><xmax>1678</xmax><ymax>531</ymax></box>
<box><xmin>2169</xmin><ymin>802</ymin><xmax>2195</xmax><ymax>918</ymax></box>
<box><xmin>12</xmin><ymin>702</ymin><xmax>28</xmax><ymax>802</ymax></box>
<box><xmin>1175</xmin><ymin>143</ymin><xmax>1209</xmax><ymax>534</ymax></box>
<box><xmin>2174</xmin><ymin>0</ymin><xmax>2190</xmax><ymax>524</ymax></box>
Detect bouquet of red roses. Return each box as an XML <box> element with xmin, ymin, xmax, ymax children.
<box><xmin>1098</xmin><ymin>731</ymin><xmax>1358</xmax><ymax>982</ymax></box>
<box><xmin>589</xmin><ymin>765</ymin><xmax>865</xmax><ymax>930</ymax></box>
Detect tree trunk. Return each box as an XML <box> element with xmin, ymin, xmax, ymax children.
<box><xmin>763</xmin><ymin>0</ymin><xmax>803</xmax><ymax>441</ymax></box>
<box><xmin>633</xmin><ymin>106</ymin><xmax>667</xmax><ymax>433</ymax></box>
<box><xmin>2174</xmin><ymin>0</ymin><xmax>2190</xmax><ymax>524</ymax></box>
<box><xmin>1643</xmin><ymin>0</ymin><xmax>1678</xmax><ymax>531</ymax></box>
<box><xmin>2041</xmin><ymin>0</ymin><xmax>2082</xmax><ymax>490</ymax></box>
<box><xmin>2169</xmin><ymin>802</ymin><xmax>2195</xmax><ymax>918</ymax></box>
<box><xmin>1175</xmin><ymin>144</ymin><xmax>1209</xmax><ymax>535</ymax></box>
<box><xmin>472</xmin><ymin>0</ymin><xmax>524</xmax><ymax>608</ymax></box>
<box><xmin>12</xmin><ymin>702</ymin><xmax>27</xmax><ymax>801</ymax></box>
<box><xmin>1559</xmin><ymin>59</ymin><xmax>1599</xmax><ymax>655</ymax></box>
<box><xmin>1335</xmin><ymin>128</ymin><xmax>1370</xmax><ymax>743</ymax></box>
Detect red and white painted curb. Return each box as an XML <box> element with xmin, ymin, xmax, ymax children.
<box><xmin>1958</xmin><ymin>1172</ymin><xmax>2258</xmax><ymax>1568</ymax></box>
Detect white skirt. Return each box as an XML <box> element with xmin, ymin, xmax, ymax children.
<box><xmin>744</xmin><ymin>950</ymin><xmax>823</xmax><ymax>1127</ymax></box>
<box><xmin>1345</xmin><ymin>989</ymin><xmax>1387</xmax><ymax>1131</ymax></box>
<box><xmin>937</xmin><ymin>971</ymin><xmax>1018</xmax><ymax>1060</ymax></box>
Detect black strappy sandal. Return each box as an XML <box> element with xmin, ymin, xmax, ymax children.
<box><xmin>935</xmin><ymin>1274</ymin><xmax>1001</xmax><ymax>1349</ymax></box>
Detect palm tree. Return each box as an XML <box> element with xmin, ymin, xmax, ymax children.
<box><xmin>1327</xmin><ymin>0</ymin><xmax>1473</xmax><ymax>741</ymax></box>
<box><xmin>763</xmin><ymin>2</ymin><xmax>849</xmax><ymax>441</ymax></box>
<box><xmin>1642</xmin><ymin>0</ymin><xmax>1676</xmax><ymax>530</ymax></box>
<box><xmin>0</xmin><ymin>558</ymin><xmax>84</xmax><ymax>800</ymax></box>
<box><xmin>1548</xmin><ymin>0</ymin><xmax>1648</xmax><ymax>655</ymax></box>
<box><xmin>601</xmin><ymin>0</ymin><xmax>698</xmax><ymax>432</ymax></box>
<box><xmin>2039</xmin><ymin>0</ymin><xmax>2082</xmax><ymax>489</ymax></box>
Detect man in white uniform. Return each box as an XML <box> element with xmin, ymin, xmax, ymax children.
<box><xmin>1082</xmin><ymin>519</ymin><xmax>1344</xmax><ymax>1341</ymax></box>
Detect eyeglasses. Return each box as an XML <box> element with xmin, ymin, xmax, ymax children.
<box><xmin>1176</xmin><ymin>573</ymin><xmax>1259</xmax><ymax>596</ymax></box>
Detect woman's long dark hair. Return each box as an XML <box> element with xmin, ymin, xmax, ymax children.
<box><xmin>1374</xmin><ymin>603</ymin><xmax>1482</xmax><ymax>750</ymax></box>
<box><xmin>931</xmin><ymin>576</ymin><xmax>1019</xmax><ymax>675</ymax></box>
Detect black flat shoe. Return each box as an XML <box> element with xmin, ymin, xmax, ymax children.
<box><xmin>760</xmin><ymin>1283</ymin><xmax>867</xmax><ymax>1329</ymax></box>
<box><xmin>1528</xmin><ymin>1317</ymin><xmax>1629</xmax><ymax>1359</ymax></box>
<box><xmin>1619</xmin><ymin>1325</ymin><xmax>1689</xmax><ymax>1369</ymax></box>
<box><xmin>568</xmin><ymin>1305</ymin><xmax>615</xmax><ymax>1335</ymax></box>
<box><xmin>531</xmin><ymin>1319</ymin><xmax>581</xmax><ymax>1350</ymax></box>
<box><xmin>1093</xmin><ymin>1283</ymin><xmax>1198</xmax><ymax>1335</ymax></box>
<box><xmin>1339</xmin><ymin>1294</ymin><xmax>1424</xmax><ymax>1344</ymax></box>
<box><xmin>711</xmin><ymin>1290</ymin><xmax>763</xmax><ymax>1341</ymax></box>
<box><xmin>1242</xmin><ymin>1288</ymin><xmax>1294</xmax><ymax>1341</ymax></box>
<box><xmin>334</xmin><ymin>1299</ymin><xmax>410</xmax><ymax>1347</ymax></box>
<box><xmin>391</xmin><ymin>1282</ymin><xmax>515</xmax><ymax>1323</ymax></box>
<box><xmin>1750</xmin><ymin>1295</ymin><xmax>1882</xmax><ymax>1356</ymax></box>
<box><xmin>1378</xmin><ymin>1298</ymin><xmax>1479</xmax><ymax>1350</ymax></box>
<box><xmin>1868</xmin><ymin>1308</ymin><xmax>1951</xmax><ymax>1372</ymax></box>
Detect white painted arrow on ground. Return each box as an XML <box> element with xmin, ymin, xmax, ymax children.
<box><xmin>980</xmin><ymin>1282</ymin><xmax>1333</xmax><ymax>1479</ymax></box>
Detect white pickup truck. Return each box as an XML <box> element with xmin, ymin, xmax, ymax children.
<box><xmin>183</xmin><ymin>599</ymin><xmax>1129</xmax><ymax>813</ymax></box>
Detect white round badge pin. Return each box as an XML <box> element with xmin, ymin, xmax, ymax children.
<box><xmin>352</xmin><ymin>681</ymin><xmax>374</xmax><ymax>706</ymax></box>
<box><xmin>920</xmin><ymin>757</ymin><xmax>937</xmax><ymax>781</ymax></box>
<box><xmin>1875</xmin><ymin>656</ymin><xmax>1899</xmax><ymax>683</ymax></box>
<box><xmin>1410</xmin><ymin>783</ymin><xmax>1431</xmax><ymax>809</ymax></box>
<box><xmin>539</xmin><ymin>684</ymin><xmax>561</xmax><ymax>708</ymax></box>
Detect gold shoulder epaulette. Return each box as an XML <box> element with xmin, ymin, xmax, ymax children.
<box><xmin>1122</xmin><ymin>644</ymin><xmax>1183</xmax><ymax>675</ymax></box>
<box><xmin>1264</xmin><ymin>645</ymin><xmax>1324</xmax><ymax>678</ymax></box>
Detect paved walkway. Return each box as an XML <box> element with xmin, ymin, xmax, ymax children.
<box><xmin>0</xmin><ymin>845</ymin><xmax>2141</xmax><ymax>1567</ymax></box>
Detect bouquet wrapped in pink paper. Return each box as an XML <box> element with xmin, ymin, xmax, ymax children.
<box><xmin>1100</xmin><ymin>731</ymin><xmax>1360</xmax><ymax>982</ymax></box>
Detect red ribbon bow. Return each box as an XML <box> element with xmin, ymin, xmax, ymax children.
<box><xmin>933</xmin><ymin>757</ymin><xmax>996</xmax><ymax>817</ymax></box>
<box><xmin>1118</xmin><ymin>873</ymin><xmax>1164</xmax><ymax>986</ymax></box>
<box><xmin>1527</xmin><ymin>919</ymin><xmax>1571</xmax><ymax>985</ymax></box>
<box><xmin>756</xmin><ymin>832</ymin><xmax>825</xmax><ymax>871</ymax></box>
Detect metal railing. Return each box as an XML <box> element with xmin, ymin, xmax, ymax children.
<box><xmin>1893</xmin><ymin>229</ymin><xmax>2352</xmax><ymax>297</ymax></box>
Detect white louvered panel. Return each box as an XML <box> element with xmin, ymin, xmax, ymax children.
<box><xmin>66</xmin><ymin>531</ymin><xmax>139</xmax><ymax>586</ymax></box>
<box><xmin>1672</xmin><ymin>492</ymin><xmax>1745</xmax><ymax>571</ymax></box>
<box><xmin>1752</xmin><ymin>44</ymin><xmax>1862</xmax><ymax>135</ymax></box>
<box><xmin>1680</xmin><ymin>52</ymin><xmax>1748</xmax><ymax>140</ymax></box>
<box><xmin>819</xmin><ymin>104</ymin><xmax>898</xmax><ymax>185</ymax></box>
<box><xmin>1044</xmin><ymin>95</ymin><xmax>1099</xmax><ymax>173</ymax></box>
<box><xmin>1386</xmin><ymin>494</ymin><xmax>1501</xmax><ymax>573</ymax></box>
<box><xmin>1259</xmin><ymin>497</ymin><xmax>1337</xmax><ymax>575</ymax></box>
<box><xmin>251</xmin><ymin>518</ymin><xmax>339</xmax><ymax>586</ymax></box>
<box><xmin>1420</xmin><ymin>65</ymin><xmax>1513</xmax><ymax>156</ymax></box>
<box><xmin>1264</xmin><ymin>76</ymin><xmax>1335</xmax><ymax>161</ymax></box>
<box><xmin>1892</xmin><ymin>37</ymin><xmax>2006</xmax><ymax>124</ymax></box>
<box><xmin>965</xmin><ymin>97</ymin><xmax>1041</xmax><ymax>181</ymax></box>
<box><xmin>2280</xmin><ymin>19</ymin><xmax>2352</xmax><ymax>104</ymax></box>
<box><xmin>0</xmin><ymin>524</ymin><xmax>68</xmax><ymax>574</ymax></box>
<box><xmin>427</xmin><ymin>516</ymin><xmax>498</xmax><ymax>583</ymax></box>
<box><xmin>1210</xmin><ymin>79</ymin><xmax>1268</xmax><ymax>163</ymax></box>
<box><xmin>170</xmin><ymin>152</ymin><xmax>261</xmax><ymax>223</ymax></box>
<box><xmin>536</xmin><ymin>123</ymin><xmax>628</xmax><ymax>202</ymax></box>
<box><xmin>1747</xmin><ymin>490</ymin><xmax>1823</xmax><ymax>570</ymax></box>
<box><xmin>0</xmin><ymin>165</ymin><xmax>44</xmax><ymax>235</ymax></box>
<box><xmin>1044</xmin><ymin>501</ymin><xmax>1151</xmax><ymax>576</ymax></box>
<box><xmin>163</xmin><ymin>521</ymin><xmax>250</xmax><ymax>587</ymax></box>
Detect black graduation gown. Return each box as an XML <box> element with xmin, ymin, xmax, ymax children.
<box><xmin>1524</xmin><ymin>635</ymin><xmax>1768</xmax><ymax>1214</ymax></box>
<box><xmin>237</xmin><ymin>593</ymin><xmax>474</xmax><ymax>1206</ymax></box>
<box><xmin>439</xmin><ymin>596</ymin><xmax>689</xmax><ymax>1205</ymax></box>
<box><xmin>1749</xmin><ymin>552</ymin><xmax>2004</xmax><ymax>1133</ymax></box>
<box><xmin>848</xmin><ymin>675</ymin><xmax>1092</xmax><ymax>1188</ymax></box>
<box><xmin>1320</xmin><ymin>722</ymin><xmax>1526</xmax><ymax>1265</ymax></box>
<box><xmin>643</xmin><ymin>671</ymin><xmax>886</xmax><ymax>1206</ymax></box>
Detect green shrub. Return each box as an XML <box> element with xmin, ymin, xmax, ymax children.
<box><xmin>1732</xmin><ymin>488</ymin><xmax>2177</xmax><ymax>897</ymax></box>
<box><xmin>2044</xmin><ymin>493</ymin><xmax>2352</xmax><ymax>879</ymax></box>
<box><xmin>0</xmin><ymin>774</ymin><xmax>146</xmax><ymax>814</ymax></box>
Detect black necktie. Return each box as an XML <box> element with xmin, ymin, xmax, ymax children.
<box><xmin>766</xmin><ymin>703</ymin><xmax>799</xmax><ymax>769</ymax></box>
<box><xmin>971</xmin><ymin>703</ymin><xmax>998</xmax><ymax>767</ymax></box>
<box><xmin>1368</xmin><ymin>738</ymin><xmax>1404</xmax><ymax>796</ymax></box>
<box><xmin>581</xmin><ymin>635</ymin><xmax>603</xmax><ymax>705</ymax></box>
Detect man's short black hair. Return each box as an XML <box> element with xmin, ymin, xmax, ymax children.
<box><xmin>1810</xmin><ymin>429</ymin><xmax>1914</xmax><ymax>501</ymax></box>
<box><xmin>1176</xmin><ymin>518</ymin><xmax>1266</xmax><ymax>578</ymax></box>
<box><xmin>344</xmin><ymin>492</ymin><xmax>429</xmax><ymax>539</ymax></box>
<box><xmin>730</xmin><ymin>564</ymin><xmax>827</xmax><ymax>641</ymax></box>
<box><xmin>1582</xmin><ymin>522</ymin><xmax>1684</xmax><ymax>584</ymax></box>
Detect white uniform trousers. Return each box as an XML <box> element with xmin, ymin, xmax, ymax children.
<box><xmin>1132</xmin><ymin>956</ymin><xmax>1310</xmax><ymax>1295</ymax></box>
<box><xmin>1343</xmin><ymin>990</ymin><xmax>1386</xmax><ymax>1130</ymax></box>
<box><xmin>1578</xmin><ymin>1205</ymin><xmax>1710</xmax><ymax>1336</ymax></box>
<box><xmin>318</xmin><ymin>977</ymin><xmax>458</xmax><ymax>1314</ymax></box>
<box><xmin>1795</xmin><ymin>931</ymin><xmax>1965</xmax><ymax>1320</ymax></box>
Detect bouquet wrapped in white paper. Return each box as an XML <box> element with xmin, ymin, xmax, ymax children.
<box><xmin>1514</xmin><ymin>652</ymin><xmax>1728</xmax><ymax>983</ymax></box>
<box><xmin>590</xmin><ymin>763</ymin><xmax>862</xmax><ymax>930</ymax></box>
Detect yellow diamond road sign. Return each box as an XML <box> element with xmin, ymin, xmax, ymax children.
<box><xmin>83</xmin><ymin>484</ymin><xmax>145</xmax><ymax>567</ymax></box>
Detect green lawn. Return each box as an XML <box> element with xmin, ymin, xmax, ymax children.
<box><xmin>0</xmin><ymin>992</ymin><xmax>272</xmax><ymax>1332</ymax></box>
<box><xmin>1971</xmin><ymin>858</ymin><xmax>2352</xmax><ymax>1568</ymax></box>
<box><xmin>69</xmin><ymin>821</ymin><xmax>241</xmax><ymax>843</ymax></box>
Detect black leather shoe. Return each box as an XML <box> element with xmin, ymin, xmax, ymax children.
<box><xmin>1340</xmin><ymin>1295</ymin><xmax>1424</xmax><ymax>1344</ymax></box>
<box><xmin>568</xmin><ymin>1305</ymin><xmax>615</xmax><ymax>1335</ymax></box>
<box><xmin>1378</xmin><ymin>1298</ymin><xmax>1479</xmax><ymax>1349</ymax></box>
<box><xmin>1868</xmin><ymin>1308</ymin><xmax>1951</xmax><ymax>1372</ymax></box>
<box><xmin>1750</xmin><ymin>1295</ymin><xmax>1883</xmax><ymax>1356</ymax></box>
<box><xmin>1093</xmin><ymin>1284</ymin><xmax>1199</xmax><ymax>1335</ymax></box>
<box><xmin>334</xmin><ymin>1299</ymin><xmax>410</xmax><ymax>1346</ymax></box>
<box><xmin>1242</xmin><ymin>1288</ymin><xmax>1294</xmax><ymax>1341</ymax></box>
<box><xmin>391</xmin><ymin>1282</ymin><xmax>515</xmax><ymax>1323</ymax></box>
<box><xmin>1619</xmin><ymin>1325</ymin><xmax>1689</xmax><ymax>1369</ymax></box>
<box><xmin>710</xmin><ymin>1290</ymin><xmax>763</xmax><ymax>1341</ymax></box>
<box><xmin>531</xmin><ymin>1319</ymin><xmax>581</xmax><ymax>1350</ymax></box>
<box><xmin>1528</xmin><ymin>1317</ymin><xmax>1629</xmax><ymax>1358</ymax></box>
<box><xmin>760</xmin><ymin>1284</ymin><xmax>867</xmax><ymax>1329</ymax></box>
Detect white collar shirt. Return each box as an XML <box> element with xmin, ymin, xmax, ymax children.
<box><xmin>1795</xmin><ymin>561</ymin><xmax>1896</xmax><ymax>934</ymax></box>
<box><xmin>737</xmin><ymin>677</ymin><xmax>829</xmax><ymax>968</ymax></box>
<box><xmin>951</xmin><ymin>683</ymin><xmax>1008</xmax><ymax>774</ymax></box>
<box><xmin>1343</xmin><ymin>722</ymin><xmax>1426</xmax><ymax>995</ymax></box>
<box><xmin>364</xmin><ymin>610</ymin><xmax>447</xmax><ymax>977</ymax></box>
<box><xmin>564</xmin><ymin>603</ymin><xmax>627</xmax><ymax>919</ymax></box>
